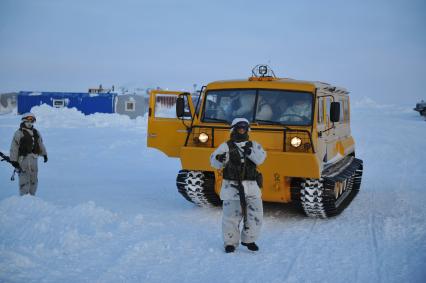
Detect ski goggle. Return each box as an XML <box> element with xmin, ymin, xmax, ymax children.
<box><xmin>233</xmin><ymin>122</ymin><xmax>249</xmax><ymax>131</ymax></box>
<box><xmin>22</xmin><ymin>116</ymin><xmax>36</xmax><ymax>122</ymax></box>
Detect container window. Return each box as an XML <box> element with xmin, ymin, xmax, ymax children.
<box><xmin>53</xmin><ymin>99</ymin><xmax>65</xmax><ymax>108</ymax></box>
<box><xmin>125</xmin><ymin>101</ymin><xmax>135</xmax><ymax>111</ymax></box>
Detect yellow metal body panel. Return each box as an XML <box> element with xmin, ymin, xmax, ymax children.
<box><xmin>180</xmin><ymin>147</ymin><xmax>214</xmax><ymax>171</ymax></box>
<box><xmin>339</xmin><ymin>136</ymin><xmax>355</xmax><ymax>155</ymax></box>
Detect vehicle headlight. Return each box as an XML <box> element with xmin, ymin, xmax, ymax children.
<box><xmin>198</xmin><ymin>132</ymin><xmax>209</xmax><ymax>143</ymax></box>
<box><xmin>290</xmin><ymin>136</ymin><xmax>302</xmax><ymax>148</ymax></box>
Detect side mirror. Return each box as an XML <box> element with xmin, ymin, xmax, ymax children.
<box><xmin>176</xmin><ymin>96</ymin><xmax>185</xmax><ymax>118</ymax></box>
<box><xmin>330</xmin><ymin>102</ymin><xmax>340</xmax><ymax>123</ymax></box>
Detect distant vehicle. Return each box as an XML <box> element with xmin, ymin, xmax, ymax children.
<box><xmin>147</xmin><ymin>65</ymin><xmax>363</xmax><ymax>218</ymax></box>
<box><xmin>414</xmin><ymin>100</ymin><xmax>426</xmax><ymax>116</ymax></box>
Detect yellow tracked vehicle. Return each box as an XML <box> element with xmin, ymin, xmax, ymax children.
<box><xmin>147</xmin><ymin>65</ymin><xmax>363</xmax><ymax>218</ymax></box>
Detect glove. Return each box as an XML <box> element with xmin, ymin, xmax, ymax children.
<box><xmin>215</xmin><ymin>153</ymin><xmax>227</xmax><ymax>163</ymax></box>
<box><xmin>243</xmin><ymin>141</ymin><xmax>253</xmax><ymax>155</ymax></box>
<box><xmin>43</xmin><ymin>155</ymin><xmax>48</xmax><ymax>163</ymax></box>
<box><xmin>11</xmin><ymin>161</ymin><xmax>20</xmax><ymax>169</ymax></box>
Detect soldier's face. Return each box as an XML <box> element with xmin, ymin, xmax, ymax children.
<box><xmin>236</xmin><ymin>127</ymin><xmax>247</xmax><ymax>135</ymax></box>
<box><xmin>24</xmin><ymin>121</ymin><xmax>34</xmax><ymax>128</ymax></box>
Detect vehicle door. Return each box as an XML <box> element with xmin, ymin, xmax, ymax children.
<box><xmin>147</xmin><ymin>90</ymin><xmax>194</xmax><ymax>157</ymax></box>
<box><xmin>322</xmin><ymin>94</ymin><xmax>339</xmax><ymax>163</ymax></box>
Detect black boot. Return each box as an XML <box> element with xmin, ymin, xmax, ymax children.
<box><xmin>241</xmin><ymin>242</ymin><xmax>259</xmax><ymax>251</ymax></box>
<box><xmin>225</xmin><ymin>245</ymin><xmax>235</xmax><ymax>253</ymax></box>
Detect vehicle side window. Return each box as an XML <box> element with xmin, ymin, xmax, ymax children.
<box><xmin>154</xmin><ymin>94</ymin><xmax>191</xmax><ymax>119</ymax></box>
<box><xmin>339</xmin><ymin>98</ymin><xmax>344</xmax><ymax>123</ymax></box>
<box><xmin>191</xmin><ymin>94</ymin><xmax>201</xmax><ymax>116</ymax></box>
<box><xmin>317</xmin><ymin>97</ymin><xmax>324</xmax><ymax>124</ymax></box>
<box><xmin>183</xmin><ymin>95</ymin><xmax>192</xmax><ymax>117</ymax></box>
<box><xmin>343</xmin><ymin>98</ymin><xmax>350</xmax><ymax>123</ymax></box>
<box><xmin>326</xmin><ymin>97</ymin><xmax>331</xmax><ymax>125</ymax></box>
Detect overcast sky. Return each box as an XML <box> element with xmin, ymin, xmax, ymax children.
<box><xmin>0</xmin><ymin>0</ymin><xmax>425</xmax><ymax>104</ymax></box>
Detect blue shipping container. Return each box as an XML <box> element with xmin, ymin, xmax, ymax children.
<box><xmin>18</xmin><ymin>91</ymin><xmax>117</xmax><ymax>115</ymax></box>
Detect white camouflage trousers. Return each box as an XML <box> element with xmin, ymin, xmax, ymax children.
<box><xmin>18</xmin><ymin>155</ymin><xmax>38</xmax><ymax>196</ymax></box>
<box><xmin>222</xmin><ymin>196</ymin><xmax>263</xmax><ymax>247</ymax></box>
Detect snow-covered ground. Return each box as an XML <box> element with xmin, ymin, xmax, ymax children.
<box><xmin>0</xmin><ymin>102</ymin><xmax>425</xmax><ymax>283</ymax></box>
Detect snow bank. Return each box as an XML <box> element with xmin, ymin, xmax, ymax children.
<box><xmin>0</xmin><ymin>196</ymin><xmax>153</xmax><ymax>282</ymax></box>
<box><xmin>31</xmin><ymin>104</ymin><xmax>147</xmax><ymax>129</ymax></box>
<box><xmin>352</xmin><ymin>96</ymin><xmax>413</xmax><ymax>113</ymax></box>
<box><xmin>0</xmin><ymin>196</ymin><xmax>119</xmax><ymax>251</ymax></box>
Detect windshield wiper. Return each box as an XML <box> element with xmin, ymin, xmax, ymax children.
<box><xmin>255</xmin><ymin>119</ymin><xmax>286</xmax><ymax>126</ymax></box>
<box><xmin>203</xmin><ymin>117</ymin><xmax>229</xmax><ymax>123</ymax></box>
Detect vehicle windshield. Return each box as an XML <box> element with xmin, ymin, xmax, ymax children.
<box><xmin>202</xmin><ymin>89</ymin><xmax>313</xmax><ymax>125</ymax></box>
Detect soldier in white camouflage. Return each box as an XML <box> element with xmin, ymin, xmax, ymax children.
<box><xmin>210</xmin><ymin>118</ymin><xmax>266</xmax><ymax>253</ymax></box>
<box><xmin>9</xmin><ymin>113</ymin><xmax>48</xmax><ymax>196</ymax></box>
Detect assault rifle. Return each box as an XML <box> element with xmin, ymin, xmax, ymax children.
<box><xmin>0</xmin><ymin>151</ymin><xmax>22</xmax><ymax>180</ymax></box>
<box><xmin>228</xmin><ymin>142</ymin><xmax>249</xmax><ymax>230</ymax></box>
<box><xmin>0</xmin><ymin>151</ymin><xmax>13</xmax><ymax>166</ymax></box>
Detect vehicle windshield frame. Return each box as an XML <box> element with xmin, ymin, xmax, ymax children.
<box><xmin>201</xmin><ymin>88</ymin><xmax>314</xmax><ymax>126</ymax></box>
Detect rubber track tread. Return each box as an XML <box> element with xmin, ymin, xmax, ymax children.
<box><xmin>176</xmin><ymin>170</ymin><xmax>222</xmax><ymax>207</ymax></box>
<box><xmin>291</xmin><ymin>157</ymin><xmax>363</xmax><ymax>218</ymax></box>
